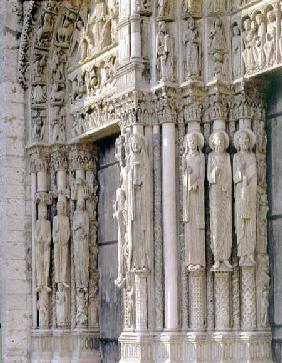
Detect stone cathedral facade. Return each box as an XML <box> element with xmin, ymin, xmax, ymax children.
<box><xmin>0</xmin><ymin>0</ymin><xmax>282</xmax><ymax>362</ymax></box>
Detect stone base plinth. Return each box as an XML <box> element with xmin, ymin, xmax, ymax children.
<box><xmin>31</xmin><ymin>329</ymin><xmax>53</xmax><ymax>363</ymax></box>
<box><xmin>119</xmin><ymin>331</ymin><xmax>273</xmax><ymax>363</ymax></box>
<box><xmin>119</xmin><ymin>332</ymin><xmax>154</xmax><ymax>363</ymax></box>
<box><xmin>51</xmin><ymin>329</ymin><xmax>72</xmax><ymax>363</ymax></box>
<box><xmin>71</xmin><ymin>329</ymin><xmax>100</xmax><ymax>363</ymax></box>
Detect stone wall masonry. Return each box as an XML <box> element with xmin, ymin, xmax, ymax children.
<box><xmin>0</xmin><ymin>1</ymin><xmax>32</xmax><ymax>363</ymax></box>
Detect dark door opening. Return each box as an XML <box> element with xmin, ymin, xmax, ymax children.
<box><xmin>97</xmin><ymin>135</ymin><xmax>122</xmax><ymax>363</ymax></box>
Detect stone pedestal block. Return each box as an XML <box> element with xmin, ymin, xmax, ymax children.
<box><xmin>51</xmin><ymin>329</ymin><xmax>72</xmax><ymax>363</ymax></box>
<box><xmin>71</xmin><ymin>329</ymin><xmax>100</xmax><ymax>363</ymax></box>
<box><xmin>31</xmin><ymin>330</ymin><xmax>53</xmax><ymax>363</ymax></box>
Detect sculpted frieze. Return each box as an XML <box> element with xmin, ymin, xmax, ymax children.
<box><xmin>32</xmin><ymin>109</ymin><xmax>46</xmax><ymax>143</ymax></box>
<box><xmin>51</xmin><ymin>106</ymin><xmax>66</xmax><ymax>144</ymax></box>
<box><xmin>55</xmin><ymin>10</ymin><xmax>77</xmax><ymax>48</ymax></box>
<box><xmin>69</xmin><ymin>55</ymin><xmax>117</xmax><ymax>106</ymax></box>
<box><xmin>183</xmin><ymin>18</ymin><xmax>201</xmax><ymax>81</ymax></box>
<box><xmin>242</xmin><ymin>3</ymin><xmax>281</xmax><ymax>76</ymax></box>
<box><xmin>36</xmin><ymin>11</ymin><xmax>54</xmax><ymax>49</ymax></box>
<box><xmin>208</xmin><ymin>17</ymin><xmax>228</xmax><ymax>81</ymax></box>
<box><xmin>137</xmin><ymin>0</ymin><xmax>152</xmax><ymax>14</ymax></box>
<box><xmin>32</xmin><ymin>84</ymin><xmax>47</xmax><ymax>105</ymax></box>
<box><xmin>231</xmin><ymin>21</ymin><xmax>242</xmax><ymax>79</ymax></box>
<box><xmin>32</xmin><ymin>52</ymin><xmax>48</xmax><ymax>84</ymax></box>
<box><xmin>157</xmin><ymin>0</ymin><xmax>174</xmax><ymax>19</ymax></box>
<box><xmin>182</xmin><ymin>0</ymin><xmax>202</xmax><ymax>17</ymax></box>
<box><xmin>156</xmin><ymin>21</ymin><xmax>175</xmax><ymax>83</ymax></box>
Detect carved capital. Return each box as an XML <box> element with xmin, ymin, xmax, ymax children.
<box><xmin>29</xmin><ymin>147</ymin><xmax>50</xmax><ymax>174</ymax></box>
<box><xmin>69</xmin><ymin>144</ymin><xmax>96</xmax><ymax>171</ymax></box>
<box><xmin>50</xmin><ymin>146</ymin><xmax>68</xmax><ymax>171</ymax></box>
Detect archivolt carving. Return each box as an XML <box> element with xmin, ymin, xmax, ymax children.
<box><xmin>20</xmin><ymin>0</ymin><xmax>274</xmax><ymax>361</ymax></box>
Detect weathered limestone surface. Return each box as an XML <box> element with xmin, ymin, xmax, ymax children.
<box><xmin>0</xmin><ymin>1</ymin><xmax>32</xmax><ymax>363</ymax></box>
<box><xmin>0</xmin><ymin>0</ymin><xmax>281</xmax><ymax>362</ymax></box>
<box><xmin>267</xmin><ymin>74</ymin><xmax>282</xmax><ymax>363</ymax></box>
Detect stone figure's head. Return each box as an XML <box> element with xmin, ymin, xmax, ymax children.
<box><xmin>130</xmin><ymin>134</ymin><xmax>144</xmax><ymax>154</ymax></box>
<box><xmin>234</xmin><ymin>129</ymin><xmax>256</xmax><ymax>151</ymax></box>
<box><xmin>44</xmin><ymin>12</ymin><xmax>52</xmax><ymax>26</ymax></box>
<box><xmin>267</xmin><ymin>8</ymin><xmax>276</xmax><ymax>23</ymax></box>
<box><xmin>232</xmin><ymin>22</ymin><xmax>240</xmax><ymax>36</ymax></box>
<box><xmin>209</xmin><ymin>131</ymin><xmax>229</xmax><ymax>153</ymax></box>
<box><xmin>187</xmin><ymin>17</ymin><xmax>195</xmax><ymax>29</ymax></box>
<box><xmin>255</xmin><ymin>13</ymin><xmax>263</xmax><ymax>26</ymax></box>
<box><xmin>184</xmin><ymin>132</ymin><xmax>204</xmax><ymax>154</ymax></box>
<box><xmin>39</xmin><ymin>206</ymin><xmax>47</xmax><ymax>220</ymax></box>
<box><xmin>243</xmin><ymin>18</ymin><xmax>251</xmax><ymax>31</ymax></box>
<box><xmin>77</xmin><ymin>198</ymin><xmax>85</xmax><ymax>211</ymax></box>
<box><xmin>57</xmin><ymin>200</ymin><xmax>66</xmax><ymax>216</ymax></box>
<box><xmin>214</xmin><ymin>18</ymin><xmax>222</xmax><ymax>29</ymax></box>
<box><xmin>251</xmin><ymin>20</ymin><xmax>257</xmax><ymax>33</ymax></box>
<box><xmin>159</xmin><ymin>21</ymin><xmax>167</xmax><ymax>34</ymax></box>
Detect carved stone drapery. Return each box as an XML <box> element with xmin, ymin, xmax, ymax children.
<box><xmin>20</xmin><ymin>1</ymin><xmax>274</xmax><ymax>362</ymax></box>
<box><xmin>182</xmin><ymin>131</ymin><xmax>205</xmax><ymax>271</ymax></box>
<box><xmin>208</xmin><ymin>131</ymin><xmax>232</xmax><ymax>270</ymax></box>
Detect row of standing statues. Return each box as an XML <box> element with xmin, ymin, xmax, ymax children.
<box><xmin>35</xmin><ymin>194</ymin><xmax>91</xmax><ymax>328</ymax></box>
<box><xmin>115</xmin><ymin>128</ymin><xmax>257</xmax><ymax>290</ymax></box>
<box><xmin>184</xmin><ymin>128</ymin><xmax>257</xmax><ymax>271</ymax></box>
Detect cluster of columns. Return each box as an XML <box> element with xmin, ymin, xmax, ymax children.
<box><xmin>29</xmin><ymin>144</ymin><xmax>100</xmax><ymax>363</ymax></box>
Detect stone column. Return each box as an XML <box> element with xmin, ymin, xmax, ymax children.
<box><xmin>30</xmin><ymin>148</ymin><xmax>53</xmax><ymax>363</ymax></box>
<box><xmin>153</xmin><ymin>124</ymin><xmax>163</xmax><ymax>331</ymax></box>
<box><xmin>214</xmin><ymin>271</ymin><xmax>231</xmax><ymax>330</ymax></box>
<box><xmin>135</xmin><ymin>270</ymin><xmax>149</xmax><ymax>332</ymax></box>
<box><xmin>162</xmin><ymin>122</ymin><xmax>178</xmax><ymax>330</ymax></box>
<box><xmin>189</xmin><ymin>270</ymin><xmax>206</xmax><ymax>331</ymax></box>
<box><xmin>241</xmin><ymin>266</ymin><xmax>257</xmax><ymax>330</ymax></box>
<box><xmin>69</xmin><ymin>144</ymin><xmax>100</xmax><ymax>363</ymax></box>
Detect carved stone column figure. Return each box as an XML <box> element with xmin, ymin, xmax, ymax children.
<box><xmin>73</xmin><ymin>197</ymin><xmax>90</xmax><ymax>327</ymax></box>
<box><xmin>53</xmin><ymin>199</ymin><xmax>70</xmax><ymax>327</ymax></box>
<box><xmin>69</xmin><ymin>145</ymin><xmax>96</xmax><ymax>330</ymax></box>
<box><xmin>233</xmin><ymin>129</ymin><xmax>257</xmax><ymax>266</ymax></box>
<box><xmin>35</xmin><ymin>198</ymin><xmax>52</xmax><ymax>294</ymax></box>
<box><xmin>183</xmin><ymin>131</ymin><xmax>205</xmax><ymax>271</ymax></box>
<box><xmin>257</xmin><ymin>254</ymin><xmax>270</xmax><ymax>329</ymax></box>
<box><xmin>207</xmin><ymin>131</ymin><xmax>232</xmax><ymax>270</ymax></box>
<box><xmin>114</xmin><ymin>135</ymin><xmax>127</xmax><ymax>288</ymax></box>
<box><xmin>127</xmin><ymin>132</ymin><xmax>151</xmax><ymax>272</ymax></box>
<box><xmin>156</xmin><ymin>21</ymin><xmax>175</xmax><ymax>83</ymax></box>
